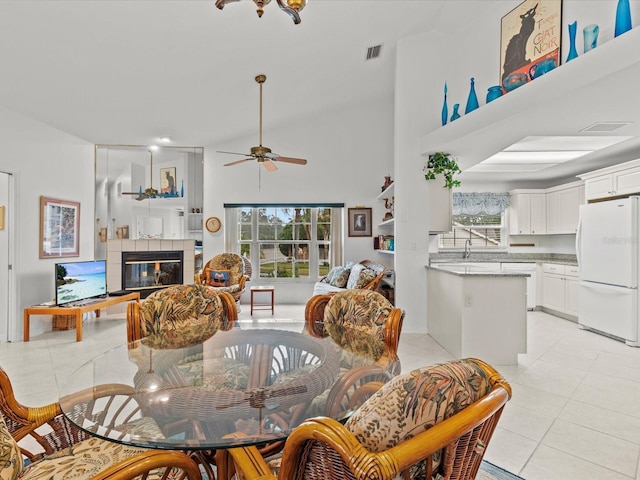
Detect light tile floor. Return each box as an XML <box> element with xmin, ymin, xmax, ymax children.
<box><xmin>1</xmin><ymin>306</ymin><xmax>639</xmax><ymax>480</ymax></box>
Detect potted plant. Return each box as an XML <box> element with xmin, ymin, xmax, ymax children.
<box><xmin>424</xmin><ymin>152</ymin><xmax>461</xmax><ymax>189</ymax></box>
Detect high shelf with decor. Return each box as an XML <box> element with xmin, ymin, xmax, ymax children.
<box><xmin>375</xmin><ymin>181</ymin><xmax>395</xmax><ymax>255</ymax></box>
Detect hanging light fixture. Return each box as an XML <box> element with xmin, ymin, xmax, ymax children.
<box><xmin>215</xmin><ymin>0</ymin><xmax>307</xmax><ymax>24</ymax></box>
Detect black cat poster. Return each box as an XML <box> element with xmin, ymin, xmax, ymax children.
<box><xmin>500</xmin><ymin>0</ymin><xmax>562</xmax><ymax>86</ymax></box>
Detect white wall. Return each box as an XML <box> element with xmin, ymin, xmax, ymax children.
<box><xmin>0</xmin><ymin>107</ymin><xmax>94</xmax><ymax>340</ymax></box>
<box><xmin>202</xmin><ymin>98</ymin><xmax>395</xmax><ymax>303</ymax></box>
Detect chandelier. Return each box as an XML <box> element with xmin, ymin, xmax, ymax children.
<box><xmin>215</xmin><ymin>0</ymin><xmax>307</xmax><ymax>24</ymax></box>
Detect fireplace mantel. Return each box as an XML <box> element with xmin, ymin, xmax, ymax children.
<box><xmin>106</xmin><ymin>239</ymin><xmax>195</xmax><ymax>293</ymax></box>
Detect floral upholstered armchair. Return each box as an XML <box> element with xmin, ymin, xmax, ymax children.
<box><xmin>196</xmin><ymin>253</ymin><xmax>249</xmax><ymax>302</ymax></box>
<box><xmin>226</xmin><ymin>358</ymin><xmax>512</xmax><ymax>480</ymax></box>
<box><xmin>126</xmin><ymin>283</ymin><xmax>238</xmax><ymax>347</ymax></box>
<box><xmin>0</xmin><ymin>365</ymin><xmax>202</xmax><ymax>480</ymax></box>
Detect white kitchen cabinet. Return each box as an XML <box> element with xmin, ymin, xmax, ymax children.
<box><xmin>581</xmin><ymin>159</ymin><xmax>640</xmax><ymax>201</ymax></box>
<box><xmin>542</xmin><ymin>263</ymin><xmax>579</xmax><ymax>319</ymax></box>
<box><xmin>546</xmin><ymin>182</ymin><xmax>584</xmax><ymax>234</ymax></box>
<box><xmin>509</xmin><ymin>191</ymin><xmax>546</xmax><ymax>235</ymax></box>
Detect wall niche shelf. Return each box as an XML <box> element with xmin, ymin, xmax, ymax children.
<box><xmin>419</xmin><ymin>27</ymin><xmax>640</xmax><ymax>180</ymax></box>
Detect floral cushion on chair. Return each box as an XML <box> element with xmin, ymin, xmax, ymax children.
<box><xmin>323</xmin><ymin>289</ymin><xmax>393</xmax><ymax>361</ymax></box>
<box><xmin>0</xmin><ymin>412</ymin><xmax>22</xmax><ymax>480</ymax></box>
<box><xmin>344</xmin><ymin>359</ymin><xmax>492</xmax><ymax>478</ymax></box>
<box><xmin>139</xmin><ymin>284</ymin><xmax>231</xmax><ymax>349</ymax></box>
<box><xmin>205</xmin><ymin>253</ymin><xmax>244</xmax><ymax>287</ymax></box>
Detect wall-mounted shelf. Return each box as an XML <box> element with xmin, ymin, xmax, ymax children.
<box><xmin>376</xmin><ymin>182</ymin><xmax>394</xmax><ymax>200</ymax></box>
<box><xmin>377</xmin><ymin>249</ymin><xmax>395</xmax><ymax>255</ymax></box>
<box><xmin>378</xmin><ymin>218</ymin><xmax>394</xmax><ymax>227</ymax></box>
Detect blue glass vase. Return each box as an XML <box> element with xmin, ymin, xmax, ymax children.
<box><xmin>181</xmin><ymin>179</ymin><xmax>184</xmax><ymax>197</ymax></box>
<box><xmin>450</xmin><ymin>104</ymin><xmax>461</xmax><ymax>122</ymax></box>
<box><xmin>583</xmin><ymin>24</ymin><xmax>599</xmax><ymax>52</ymax></box>
<box><xmin>566</xmin><ymin>21</ymin><xmax>578</xmax><ymax>62</ymax></box>
<box><xmin>441</xmin><ymin>82</ymin><xmax>448</xmax><ymax>126</ymax></box>
<box><xmin>615</xmin><ymin>0</ymin><xmax>632</xmax><ymax>37</ymax></box>
<box><xmin>465</xmin><ymin>77</ymin><xmax>479</xmax><ymax>114</ymax></box>
<box><xmin>486</xmin><ymin>86</ymin><xmax>503</xmax><ymax>104</ymax></box>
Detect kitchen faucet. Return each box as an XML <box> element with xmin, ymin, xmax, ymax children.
<box><xmin>463</xmin><ymin>239</ymin><xmax>472</xmax><ymax>259</ymax></box>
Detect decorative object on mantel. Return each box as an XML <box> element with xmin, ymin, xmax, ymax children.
<box><xmin>441</xmin><ymin>82</ymin><xmax>448</xmax><ymax>126</ymax></box>
<box><xmin>583</xmin><ymin>24</ymin><xmax>599</xmax><ymax>52</ymax></box>
<box><xmin>615</xmin><ymin>0</ymin><xmax>632</xmax><ymax>37</ymax></box>
<box><xmin>424</xmin><ymin>152</ymin><xmax>461</xmax><ymax>189</ymax></box>
<box><xmin>215</xmin><ymin>0</ymin><xmax>307</xmax><ymax>25</ymax></box>
<box><xmin>503</xmin><ymin>72</ymin><xmax>528</xmax><ymax>92</ymax></box>
<box><xmin>528</xmin><ymin>57</ymin><xmax>556</xmax><ymax>79</ymax></box>
<box><xmin>381</xmin><ymin>175</ymin><xmax>393</xmax><ymax>192</ymax></box>
<box><xmin>465</xmin><ymin>77</ymin><xmax>479</xmax><ymax>114</ymax></box>
<box><xmin>500</xmin><ymin>0</ymin><xmax>561</xmax><ymax>88</ymax></box>
<box><xmin>486</xmin><ymin>85</ymin><xmax>504</xmax><ymax>103</ymax></box>
<box><xmin>450</xmin><ymin>103</ymin><xmax>461</xmax><ymax>122</ymax></box>
<box><xmin>566</xmin><ymin>21</ymin><xmax>579</xmax><ymax>62</ymax></box>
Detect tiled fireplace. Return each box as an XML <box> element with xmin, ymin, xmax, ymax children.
<box><xmin>107</xmin><ymin>239</ymin><xmax>195</xmax><ymax>296</ymax></box>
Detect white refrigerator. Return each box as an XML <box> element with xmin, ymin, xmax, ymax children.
<box><xmin>577</xmin><ymin>196</ymin><xmax>640</xmax><ymax>346</ymax></box>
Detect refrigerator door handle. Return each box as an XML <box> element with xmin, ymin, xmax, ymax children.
<box><xmin>576</xmin><ymin>213</ymin><xmax>582</xmax><ymax>268</ymax></box>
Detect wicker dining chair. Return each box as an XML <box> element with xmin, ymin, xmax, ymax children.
<box><xmin>0</xmin><ymin>365</ymin><xmax>202</xmax><ymax>480</ymax></box>
<box><xmin>226</xmin><ymin>358</ymin><xmax>512</xmax><ymax>480</ymax></box>
<box><xmin>126</xmin><ymin>283</ymin><xmax>238</xmax><ymax>347</ymax></box>
<box><xmin>195</xmin><ymin>253</ymin><xmax>249</xmax><ymax>302</ymax></box>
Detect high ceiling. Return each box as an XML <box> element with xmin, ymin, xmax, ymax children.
<box><xmin>0</xmin><ymin>0</ymin><xmax>452</xmax><ymax>147</ymax></box>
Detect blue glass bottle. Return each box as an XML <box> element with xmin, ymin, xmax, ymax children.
<box><xmin>181</xmin><ymin>179</ymin><xmax>184</xmax><ymax>197</ymax></box>
<box><xmin>465</xmin><ymin>77</ymin><xmax>479</xmax><ymax>114</ymax></box>
<box><xmin>441</xmin><ymin>82</ymin><xmax>448</xmax><ymax>126</ymax></box>
<box><xmin>450</xmin><ymin>104</ymin><xmax>461</xmax><ymax>122</ymax></box>
<box><xmin>615</xmin><ymin>0</ymin><xmax>632</xmax><ymax>37</ymax></box>
<box><xmin>566</xmin><ymin>21</ymin><xmax>578</xmax><ymax>62</ymax></box>
<box><xmin>486</xmin><ymin>86</ymin><xmax>503</xmax><ymax>104</ymax></box>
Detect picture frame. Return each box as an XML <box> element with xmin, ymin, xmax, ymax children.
<box><xmin>348</xmin><ymin>207</ymin><xmax>372</xmax><ymax>237</ymax></box>
<box><xmin>39</xmin><ymin>196</ymin><xmax>80</xmax><ymax>258</ymax></box>
<box><xmin>160</xmin><ymin>167</ymin><xmax>177</xmax><ymax>194</ymax></box>
<box><xmin>500</xmin><ymin>0</ymin><xmax>562</xmax><ymax>86</ymax></box>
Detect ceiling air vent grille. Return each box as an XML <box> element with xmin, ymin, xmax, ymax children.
<box><xmin>366</xmin><ymin>44</ymin><xmax>383</xmax><ymax>61</ymax></box>
<box><xmin>580</xmin><ymin>121</ymin><xmax>632</xmax><ymax>132</ymax></box>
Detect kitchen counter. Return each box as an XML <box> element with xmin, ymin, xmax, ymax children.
<box><xmin>427</xmin><ymin>263</ymin><xmax>527</xmax><ymax>365</ymax></box>
<box><xmin>429</xmin><ymin>252</ymin><xmax>577</xmax><ymax>266</ymax></box>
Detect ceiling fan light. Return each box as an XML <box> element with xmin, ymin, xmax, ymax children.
<box><xmin>253</xmin><ymin>0</ymin><xmax>271</xmax><ymax>17</ymax></box>
<box><xmin>287</xmin><ymin>0</ymin><xmax>306</xmax><ymax>12</ymax></box>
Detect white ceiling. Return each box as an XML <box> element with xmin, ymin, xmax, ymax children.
<box><xmin>1</xmin><ymin>0</ymin><xmax>639</xmax><ymax>185</ymax></box>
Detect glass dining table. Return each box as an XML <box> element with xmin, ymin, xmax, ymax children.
<box><xmin>59</xmin><ymin>325</ymin><xmax>393</xmax><ymax>479</ymax></box>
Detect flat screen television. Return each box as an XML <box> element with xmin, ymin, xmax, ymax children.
<box><xmin>55</xmin><ymin>260</ymin><xmax>107</xmax><ymax>306</ymax></box>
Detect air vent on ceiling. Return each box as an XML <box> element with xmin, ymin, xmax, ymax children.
<box><xmin>366</xmin><ymin>44</ymin><xmax>383</xmax><ymax>61</ymax></box>
<box><xmin>580</xmin><ymin>121</ymin><xmax>632</xmax><ymax>132</ymax></box>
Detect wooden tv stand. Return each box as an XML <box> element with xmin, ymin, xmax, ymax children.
<box><xmin>24</xmin><ymin>292</ymin><xmax>140</xmax><ymax>342</ymax></box>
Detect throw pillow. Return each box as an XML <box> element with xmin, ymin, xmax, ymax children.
<box><xmin>324</xmin><ymin>266</ymin><xmax>341</xmax><ymax>285</ymax></box>
<box><xmin>0</xmin><ymin>411</ymin><xmax>23</xmax><ymax>480</ymax></box>
<box><xmin>205</xmin><ymin>269</ymin><xmax>230</xmax><ymax>287</ymax></box>
<box><xmin>346</xmin><ymin>263</ymin><xmax>366</xmax><ymax>289</ymax></box>
<box><xmin>354</xmin><ymin>267</ymin><xmax>377</xmax><ymax>289</ymax></box>
<box><xmin>329</xmin><ymin>266</ymin><xmax>350</xmax><ymax>288</ymax></box>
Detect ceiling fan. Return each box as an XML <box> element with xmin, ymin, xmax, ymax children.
<box><xmin>219</xmin><ymin>74</ymin><xmax>308</xmax><ymax>172</ymax></box>
<box><xmin>122</xmin><ymin>150</ymin><xmax>159</xmax><ymax>201</ymax></box>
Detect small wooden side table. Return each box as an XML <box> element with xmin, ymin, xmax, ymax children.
<box><xmin>250</xmin><ymin>285</ymin><xmax>274</xmax><ymax>315</ymax></box>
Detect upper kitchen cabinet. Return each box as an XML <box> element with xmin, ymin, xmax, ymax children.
<box><xmin>580</xmin><ymin>158</ymin><xmax>640</xmax><ymax>201</ymax></box>
<box><xmin>419</xmin><ymin>27</ymin><xmax>640</xmax><ymax>184</ymax></box>
<box><xmin>546</xmin><ymin>181</ymin><xmax>584</xmax><ymax>234</ymax></box>
<box><xmin>509</xmin><ymin>190</ymin><xmax>546</xmax><ymax>235</ymax></box>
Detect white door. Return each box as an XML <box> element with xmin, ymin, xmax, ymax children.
<box><xmin>579</xmin><ymin>281</ymin><xmax>637</xmax><ymax>342</ymax></box>
<box><xmin>0</xmin><ymin>172</ymin><xmax>10</xmax><ymax>341</ymax></box>
<box><xmin>578</xmin><ymin>198</ymin><xmax>637</xmax><ymax>288</ymax></box>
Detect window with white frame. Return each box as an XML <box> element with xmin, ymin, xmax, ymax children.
<box><xmin>228</xmin><ymin>205</ymin><xmax>343</xmax><ymax>280</ymax></box>
<box><xmin>439</xmin><ymin>193</ymin><xmax>509</xmax><ymax>250</ymax></box>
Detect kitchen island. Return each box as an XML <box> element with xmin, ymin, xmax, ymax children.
<box><xmin>427</xmin><ymin>263</ymin><xmax>529</xmax><ymax>365</ymax></box>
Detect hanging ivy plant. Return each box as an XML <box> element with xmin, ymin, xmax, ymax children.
<box><xmin>424</xmin><ymin>152</ymin><xmax>461</xmax><ymax>189</ymax></box>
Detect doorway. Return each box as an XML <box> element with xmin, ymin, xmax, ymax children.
<box><xmin>0</xmin><ymin>171</ymin><xmax>12</xmax><ymax>342</ymax></box>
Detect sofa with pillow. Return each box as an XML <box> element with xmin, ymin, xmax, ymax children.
<box><xmin>313</xmin><ymin>259</ymin><xmax>386</xmax><ymax>295</ymax></box>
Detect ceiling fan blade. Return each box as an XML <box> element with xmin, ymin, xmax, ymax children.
<box><xmin>262</xmin><ymin>160</ymin><xmax>278</xmax><ymax>172</ymax></box>
<box><xmin>273</xmin><ymin>155</ymin><xmax>307</xmax><ymax>165</ymax></box>
<box><xmin>218</xmin><ymin>150</ymin><xmax>251</xmax><ymax>156</ymax></box>
<box><xmin>224</xmin><ymin>158</ymin><xmax>254</xmax><ymax>167</ymax></box>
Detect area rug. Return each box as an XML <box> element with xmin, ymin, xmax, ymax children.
<box><xmin>478</xmin><ymin>460</ymin><xmax>525</xmax><ymax>480</ymax></box>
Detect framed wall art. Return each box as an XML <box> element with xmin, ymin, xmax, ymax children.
<box><xmin>39</xmin><ymin>196</ymin><xmax>80</xmax><ymax>258</ymax></box>
<box><xmin>500</xmin><ymin>0</ymin><xmax>562</xmax><ymax>87</ymax></box>
<box><xmin>348</xmin><ymin>207</ymin><xmax>372</xmax><ymax>237</ymax></box>
<box><xmin>160</xmin><ymin>167</ymin><xmax>176</xmax><ymax>194</ymax></box>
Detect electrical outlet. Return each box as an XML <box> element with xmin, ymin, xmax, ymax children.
<box><xmin>464</xmin><ymin>294</ymin><xmax>473</xmax><ymax>307</ymax></box>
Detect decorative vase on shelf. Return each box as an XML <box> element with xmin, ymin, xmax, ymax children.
<box><xmin>441</xmin><ymin>82</ymin><xmax>448</xmax><ymax>126</ymax></box>
<box><xmin>615</xmin><ymin>0</ymin><xmax>632</xmax><ymax>37</ymax></box>
<box><xmin>566</xmin><ymin>21</ymin><xmax>578</xmax><ymax>62</ymax></box>
<box><xmin>486</xmin><ymin>86</ymin><xmax>503</xmax><ymax>103</ymax></box>
<box><xmin>464</xmin><ymin>77</ymin><xmax>479</xmax><ymax>114</ymax></box>
<box><xmin>583</xmin><ymin>24</ymin><xmax>599</xmax><ymax>52</ymax></box>
<box><xmin>450</xmin><ymin>104</ymin><xmax>461</xmax><ymax>122</ymax></box>
<box><xmin>180</xmin><ymin>179</ymin><xmax>184</xmax><ymax>197</ymax></box>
